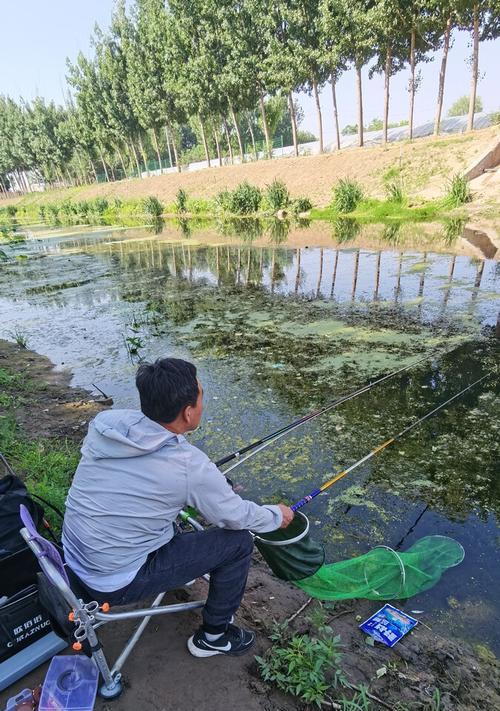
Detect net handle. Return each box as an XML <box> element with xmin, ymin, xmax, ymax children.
<box><xmin>253</xmin><ymin>511</ymin><xmax>310</xmax><ymax>547</ymax></box>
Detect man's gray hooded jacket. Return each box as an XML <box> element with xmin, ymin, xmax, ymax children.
<box><xmin>62</xmin><ymin>409</ymin><xmax>283</xmax><ymax>591</ymax></box>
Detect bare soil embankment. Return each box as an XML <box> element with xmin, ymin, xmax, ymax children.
<box><xmin>5</xmin><ymin>126</ymin><xmax>499</xmax><ymax>213</ymax></box>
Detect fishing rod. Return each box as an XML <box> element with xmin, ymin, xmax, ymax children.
<box><xmin>216</xmin><ymin>352</ymin><xmax>432</xmax><ymax>473</ymax></box>
<box><xmin>290</xmin><ymin>372</ymin><xmax>491</xmax><ymax>512</ymax></box>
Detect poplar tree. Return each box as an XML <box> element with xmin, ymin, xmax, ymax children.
<box><xmin>460</xmin><ymin>1</ymin><xmax>500</xmax><ymax>130</ymax></box>
<box><xmin>322</xmin><ymin>0</ymin><xmax>376</xmax><ymax>148</ymax></box>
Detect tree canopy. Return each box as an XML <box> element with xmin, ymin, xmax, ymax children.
<box><xmin>0</xmin><ymin>0</ymin><xmax>497</xmax><ymax>193</ymax></box>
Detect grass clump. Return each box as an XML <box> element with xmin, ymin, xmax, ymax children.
<box><xmin>8</xmin><ymin>329</ymin><xmax>29</xmax><ymax>348</ymax></box>
<box><xmin>292</xmin><ymin>196</ymin><xmax>313</xmax><ymax>215</ymax></box>
<box><xmin>333</xmin><ymin>179</ymin><xmax>364</xmax><ymax>213</ymax></box>
<box><xmin>175</xmin><ymin>188</ymin><xmax>188</xmax><ymax>214</ymax></box>
<box><xmin>3</xmin><ymin>205</ymin><xmax>17</xmax><ymax>218</ymax></box>
<box><xmin>214</xmin><ymin>189</ymin><xmax>233</xmax><ymax>213</ymax></box>
<box><xmin>445</xmin><ymin>173</ymin><xmax>472</xmax><ymax>207</ymax></box>
<box><xmin>385</xmin><ymin>179</ymin><xmax>405</xmax><ymax>204</ymax></box>
<box><xmin>265</xmin><ymin>178</ymin><xmax>290</xmax><ymax>211</ymax></box>
<box><xmin>45</xmin><ymin>202</ymin><xmax>60</xmax><ymax>225</ymax></box>
<box><xmin>228</xmin><ymin>181</ymin><xmax>262</xmax><ymax>214</ymax></box>
<box><xmin>142</xmin><ymin>195</ymin><xmax>163</xmax><ymax>218</ymax></box>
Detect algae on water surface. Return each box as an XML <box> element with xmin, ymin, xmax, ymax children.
<box><xmin>0</xmin><ymin>223</ymin><xmax>499</xmax><ymax>652</ymax></box>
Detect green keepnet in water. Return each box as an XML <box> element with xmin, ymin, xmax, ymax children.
<box><xmin>294</xmin><ymin>535</ymin><xmax>465</xmax><ymax>600</ymax></box>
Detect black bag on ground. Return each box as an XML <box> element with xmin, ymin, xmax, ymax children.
<box><xmin>0</xmin><ymin>584</ymin><xmax>52</xmax><ymax>662</ymax></box>
<box><xmin>0</xmin><ymin>458</ymin><xmax>64</xmax><ymax>663</ymax></box>
<box><xmin>0</xmin><ymin>473</ymin><xmax>44</xmax><ymax>559</ymax></box>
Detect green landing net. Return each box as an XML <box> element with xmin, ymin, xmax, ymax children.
<box><xmin>255</xmin><ymin>514</ymin><xmax>465</xmax><ymax>600</ymax></box>
<box><xmin>293</xmin><ymin>535</ymin><xmax>465</xmax><ymax>601</ymax></box>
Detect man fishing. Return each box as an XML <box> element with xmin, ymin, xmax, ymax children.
<box><xmin>62</xmin><ymin>357</ymin><xmax>294</xmax><ymax>658</ymax></box>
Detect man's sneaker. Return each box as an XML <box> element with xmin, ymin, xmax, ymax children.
<box><xmin>187</xmin><ymin>624</ymin><xmax>255</xmax><ymax>657</ymax></box>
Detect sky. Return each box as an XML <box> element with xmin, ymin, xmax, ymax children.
<box><xmin>1</xmin><ymin>1</ymin><xmax>499</xmax><ymax>147</ymax></box>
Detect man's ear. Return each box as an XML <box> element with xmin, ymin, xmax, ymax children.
<box><xmin>183</xmin><ymin>403</ymin><xmax>193</xmax><ymax>425</ymax></box>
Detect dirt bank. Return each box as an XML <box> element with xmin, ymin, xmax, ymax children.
<box><xmin>4</xmin><ymin>127</ymin><xmax>499</xmax><ymax>212</ymax></box>
<box><xmin>0</xmin><ymin>341</ymin><xmax>499</xmax><ymax>710</ymax></box>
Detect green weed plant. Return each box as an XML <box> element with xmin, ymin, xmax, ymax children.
<box><xmin>142</xmin><ymin>195</ymin><xmax>163</xmax><ymax>218</ymax></box>
<box><xmin>333</xmin><ymin>179</ymin><xmax>364</xmax><ymax>213</ymax></box>
<box><xmin>292</xmin><ymin>196</ymin><xmax>313</xmax><ymax>215</ymax></box>
<box><xmin>228</xmin><ymin>181</ymin><xmax>262</xmax><ymax>214</ymax></box>
<box><xmin>265</xmin><ymin>178</ymin><xmax>290</xmax><ymax>211</ymax></box>
<box><xmin>175</xmin><ymin>188</ymin><xmax>188</xmax><ymax>213</ymax></box>
<box><xmin>445</xmin><ymin>174</ymin><xmax>472</xmax><ymax>207</ymax></box>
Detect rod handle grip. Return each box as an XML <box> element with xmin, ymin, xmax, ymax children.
<box><xmin>291</xmin><ymin>489</ymin><xmax>321</xmax><ymax>512</ymax></box>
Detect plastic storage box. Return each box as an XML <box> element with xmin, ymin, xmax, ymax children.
<box><xmin>39</xmin><ymin>656</ymin><xmax>98</xmax><ymax>711</ymax></box>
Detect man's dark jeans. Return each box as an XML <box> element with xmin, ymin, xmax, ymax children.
<box><xmin>82</xmin><ymin>528</ymin><xmax>254</xmax><ymax>634</ymax></box>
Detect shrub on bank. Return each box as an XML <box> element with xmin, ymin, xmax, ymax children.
<box><xmin>228</xmin><ymin>181</ymin><xmax>262</xmax><ymax>214</ymax></box>
<box><xmin>265</xmin><ymin>178</ymin><xmax>290</xmax><ymax>211</ymax></box>
<box><xmin>385</xmin><ymin>180</ymin><xmax>405</xmax><ymax>204</ymax></box>
<box><xmin>332</xmin><ymin>178</ymin><xmax>364</xmax><ymax>213</ymax></box>
<box><xmin>175</xmin><ymin>188</ymin><xmax>188</xmax><ymax>213</ymax></box>
<box><xmin>142</xmin><ymin>195</ymin><xmax>163</xmax><ymax>218</ymax></box>
<box><xmin>214</xmin><ymin>189</ymin><xmax>233</xmax><ymax>213</ymax></box>
<box><xmin>445</xmin><ymin>173</ymin><xmax>471</xmax><ymax>207</ymax></box>
<box><xmin>292</xmin><ymin>196</ymin><xmax>313</xmax><ymax>215</ymax></box>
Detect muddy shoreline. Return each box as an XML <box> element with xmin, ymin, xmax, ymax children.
<box><xmin>0</xmin><ymin>339</ymin><xmax>499</xmax><ymax>710</ymax></box>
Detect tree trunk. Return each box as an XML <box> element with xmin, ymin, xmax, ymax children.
<box><xmin>199</xmin><ymin>115</ymin><xmax>211</xmax><ymax>168</ymax></box>
<box><xmin>129</xmin><ymin>140</ymin><xmax>142</xmax><ymax>177</ymax></box>
<box><xmin>288</xmin><ymin>91</ymin><xmax>299</xmax><ymax>157</ymax></box>
<box><xmin>89</xmin><ymin>157</ymin><xmax>98</xmax><ymax>182</ymax></box>
<box><xmin>259</xmin><ymin>92</ymin><xmax>272</xmax><ymax>158</ymax></box>
<box><xmin>16</xmin><ymin>170</ymin><xmax>27</xmax><ymax>193</ymax></box>
<box><xmin>116</xmin><ymin>144</ymin><xmax>127</xmax><ymax>176</ymax></box>
<box><xmin>164</xmin><ymin>124</ymin><xmax>173</xmax><ymax>168</ymax></box>
<box><xmin>408</xmin><ymin>28</ymin><xmax>416</xmax><ymax>140</ymax></box>
<box><xmin>97</xmin><ymin>146</ymin><xmax>109</xmax><ymax>182</ymax></box>
<box><xmin>247</xmin><ymin>114</ymin><xmax>258</xmax><ymax>160</ymax></box>
<box><xmin>356</xmin><ymin>64</ymin><xmax>364</xmax><ymax>147</ymax></box>
<box><xmin>230</xmin><ymin>104</ymin><xmax>244</xmax><ymax>162</ymax></box>
<box><xmin>166</xmin><ymin>120</ymin><xmax>180</xmax><ymax>172</ymax></box>
<box><xmin>151</xmin><ymin>126</ymin><xmax>162</xmax><ymax>170</ymax></box>
<box><xmin>330</xmin><ymin>74</ymin><xmax>341</xmax><ymax>151</ymax></box>
<box><xmin>312</xmin><ymin>77</ymin><xmax>324</xmax><ymax>154</ymax></box>
<box><xmin>137</xmin><ymin>134</ymin><xmax>149</xmax><ymax>176</ymax></box>
<box><xmin>213</xmin><ymin>128</ymin><xmax>223</xmax><ymax>167</ymax></box>
<box><xmin>467</xmin><ymin>4</ymin><xmax>479</xmax><ymax>131</ymax></box>
<box><xmin>383</xmin><ymin>46</ymin><xmax>391</xmax><ymax>146</ymax></box>
<box><xmin>434</xmin><ymin>15</ymin><xmax>452</xmax><ymax>136</ymax></box>
<box><xmin>222</xmin><ymin>116</ymin><xmax>234</xmax><ymax>164</ymax></box>
<box><xmin>109</xmin><ymin>163</ymin><xmax>116</xmax><ymax>182</ymax></box>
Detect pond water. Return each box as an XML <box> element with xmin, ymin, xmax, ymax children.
<box><xmin>1</xmin><ymin>218</ymin><xmax>499</xmax><ymax>653</ymax></box>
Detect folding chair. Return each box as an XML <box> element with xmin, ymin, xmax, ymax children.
<box><xmin>19</xmin><ymin>504</ymin><xmax>206</xmax><ymax>699</ymax></box>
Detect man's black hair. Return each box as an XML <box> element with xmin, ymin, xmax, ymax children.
<box><xmin>136</xmin><ymin>357</ymin><xmax>198</xmax><ymax>423</ymax></box>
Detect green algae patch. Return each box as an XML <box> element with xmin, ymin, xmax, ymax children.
<box><xmin>408</xmin><ymin>261</ymin><xmax>432</xmax><ymax>273</ymax></box>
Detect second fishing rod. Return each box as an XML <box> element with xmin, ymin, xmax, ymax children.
<box><xmin>215</xmin><ymin>352</ymin><xmax>432</xmax><ymax>473</ymax></box>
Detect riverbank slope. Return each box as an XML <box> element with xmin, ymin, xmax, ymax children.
<box><xmin>3</xmin><ymin>126</ymin><xmax>499</xmax><ymax>225</ymax></box>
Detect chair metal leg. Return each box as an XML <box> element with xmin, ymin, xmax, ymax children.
<box><xmin>111</xmin><ymin>592</ymin><xmax>166</xmax><ymax>676</ymax></box>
